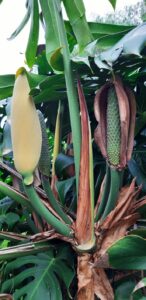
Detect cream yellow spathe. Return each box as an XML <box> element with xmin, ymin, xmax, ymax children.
<box><xmin>11</xmin><ymin>71</ymin><xmax>42</xmax><ymax>185</ymax></box>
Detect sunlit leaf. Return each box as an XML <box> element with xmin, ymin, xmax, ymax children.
<box><xmin>8</xmin><ymin>4</ymin><xmax>31</xmax><ymax>40</ymax></box>
<box><xmin>96</xmin><ymin>23</ymin><xmax>146</xmax><ymax>66</ymax></box>
<box><xmin>63</xmin><ymin>0</ymin><xmax>93</xmax><ymax>48</ymax></box>
<box><xmin>25</xmin><ymin>0</ymin><xmax>39</xmax><ymax>67</ymax></box>
<box><xmin>108</xmin><ymin>0</ymin><xmax>117</xmax><ymax>9</ymax></box>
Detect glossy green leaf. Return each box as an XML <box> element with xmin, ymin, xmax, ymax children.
<box><xmin>0</xmin><ymin>241</ymin><xmax>51</xmax><ymax>261</ymax></box>
<box><xmin>0</xmin><ymin>197</ymin><xmax>13</xmax><ymax>214</ymax></box>
<box><xmin>135</xmin><ymin>112</ymin><xmax>146</xmax><ymax>136</ymax></box>
<box><xmin>39</xmin><ymin>0</ymin><xmax>62</xmax><ymax>71</ymax></box>
<box><xmin>50</xmin><ymin>47</ymin><xmax>64</xmax><ymax>72</ymax></box>
<box><xmin>1</xmin><ymin>245</ymin><xmax>75</xmax><ymax>300</ymax></box>
<box><xmin>133</xmin><ymin>278</ymin><xmax>146</xmax><ymax>294</ymax></box>
<box><xmin>39</xmin><ymin>74</ymin><xmax>65</xmax><ymax>90</ymax></box>
<box><xmin>108</xmin><ymin>235</ymin><xmax>146</xmax><ymax>270</ymax></box>
<box><xmin>35</xmin><ymin>49</ymin><xmax>52</xmax><ymax>74</ymax></box>
<box><xmin>55</xmin><ymin>153</ymin><xmax>74</xmax><ymax>179</ymax></box>
<box><xmin>33</xmin><ymin>88</ymin><xmax>67</xmax><ymax>104</ymax></box>
<box><xmin>4</xmin><ymin>212</ymin><xmax>20</xmax><ymax>228</ymax></box>
<box><xmin>115</xmin><ymin>280</ymin><xmax>142</xmax><ymax>300</ymax></box>
<box><xmin>63</xmin><ymin>0</ymin><xmax>93</xmax><ymax>48</ymax></box>
<box><xmin>0</xmin><ymin>74</ymin><xmax>15</xmax><ymax>100</ymax></box>
<box><xmin>0</xmin><ymin>87</ymin><xmax>13</xmax><ymax>100</ymax></box>
<box><xmin>8</xmin><ymin>4</ymin><xmax>31</xmax><ymax>40</ymax></box>
<box><xmin>27</xmin><ymin>72</ymin><xmax>47</xmax><ymax>89</ymax></box>
<box><xmin>42</xmin><ymin>175</ymin><xmax>72</xmax><ymax>224</ymax></box>
<box><xmin>25</xmin><ymin>0</ymin><xmax>39</xmax><ymax>67</ymax></box>
<box><xmin>108</xmin><ymin>0</ymin><xmax>117</xmax><ymax>9</ymax></box>
<box><xmin>88</xmin><ymin>22</ymin><xmax>134</xmax><ymax>35</ymax></box>
<box><xmin>56</xmin><ymin>177</ymin><xmax>76</xmax><ymax>205</ymax></box>
<box><xmin>95</xmin><ymin>23</ymin><xmax>146</xmax><ymax>67</ymax></box>
<box><xmin>0</xmin><ymin>74</ymin><xmax>15</xmax><ymax>88</ymax></box>
<box><xmin>129</xmin><ymin>228</ymin><xmax>146</xmax><ymax>239</ymax></box>
<box><xmin>41</xmin><ymin>0</ymin><xmax>81</xmax><ymax>191</ymax></box>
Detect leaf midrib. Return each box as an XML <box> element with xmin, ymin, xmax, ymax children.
<box><xmin>29</xmin><ymin>258</ymin><xmax>55</xmax><ymax>299</ymax></box>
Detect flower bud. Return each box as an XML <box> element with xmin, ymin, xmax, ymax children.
<box><xmin>11</xmin><ymin>68</ymin><xmax>42</xmax><ymax>185</ymax></box>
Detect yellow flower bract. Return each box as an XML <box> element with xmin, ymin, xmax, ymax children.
<box><xmin>11</xmin><ymin>71</ymin><xmax>42</xmax><ymax>185</ymax></box>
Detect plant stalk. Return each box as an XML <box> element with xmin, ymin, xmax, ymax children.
<box><xmin>101</xmin><ymin>168</ymin><xmax>123</xmax><ymax>220</ymax></box>
<box><xmin>52</xmin><ymin>0</ymin><xmax>81</xmax><ymax>192</ymax></box>
<box><xmin>42</xmin><ymin>175</ymin><xmax>72</xmax><ymax>225</ymax></box>
<box><xmin>23</xmin><ymin>183</ymin><xmax>73</xmax><ymax>237</ymax></box>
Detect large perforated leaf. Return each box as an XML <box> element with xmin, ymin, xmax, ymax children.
<box><xmin>1</xmin><ymin>245</ymin><xmax>75</xmax><ymax>300</ymax></box>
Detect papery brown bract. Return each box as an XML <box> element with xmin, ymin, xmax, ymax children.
<box><xmin>94</xmin><ymin>76</ymin><xmax>136</xmax><ymax>169</ymax></box>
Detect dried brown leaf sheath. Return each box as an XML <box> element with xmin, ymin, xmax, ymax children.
<box><xmin>75</xmin><ymin>81</ymin><xmax>94</xmax><ymax>248</ymax></box>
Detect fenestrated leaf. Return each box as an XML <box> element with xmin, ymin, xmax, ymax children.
<box><xmin>1</xmin><ymin>245</ymin><xmax>75</xmax><ymax>300</ymax></box>
<box><xmin>8</xmin><ymin>3</ymin><xmax>31</xmax><ymax>40</ymax></box>
<box><xmin>108</xmin><ymin>235</ymin><xmax>146</xmax><ymax>270</ymax></box>
<box><xmin>25</xmin><ymin>0</ymin><xmax>39</xmax><ymax>67</ymax></box>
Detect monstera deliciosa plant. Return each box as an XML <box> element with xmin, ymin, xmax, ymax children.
<box><xmin>1</xmin><ymin>0</ymin><xmax>146</xmax><ymax>299</ymax></box>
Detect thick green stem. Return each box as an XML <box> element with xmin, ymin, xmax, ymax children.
<box><xmin>53</xmin><ymin>0</ymin><xmax>81</xmax><ymax>192</ymax></box>
<box><xmin>95</xmin><ymin>164</ymin><xmax>111</xmax><ymax>222</ymax></box>
<box><xmin>101</xmin><ymin>168</ymin><xmax>123</xmax><ymax>220</ymax></box>
<box><xmin>42</xmin><ymin>175</ymin><xmax>72</xmax><ymax>225</ymax></box>
<box><xmin>23</xmin><ymin>183</ymin><xmax>73</xmax><ymax>237</ymax></box>
<box><xmin>40</xmin><ymin>0</ymin><xmax>81</xmax><ymax>192</ymax></box>
<box><xmin>0</xmin><ymin>181</ymin><xmax>32</xmax><ymax>211</ymax></box>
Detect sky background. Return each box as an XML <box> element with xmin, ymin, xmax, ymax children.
<box><xmin>0</xmin><ymin>0</ymin><xmax>140</xmax><ymax>74</ymax></box>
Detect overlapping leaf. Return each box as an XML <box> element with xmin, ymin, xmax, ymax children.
<box><xmin>1</xmin><ymin>246</ymin><xmax>75</xmax><ymax>300</ymax></box>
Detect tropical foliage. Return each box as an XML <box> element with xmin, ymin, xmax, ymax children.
<box><xmin>0</xmin><ymin>0</ymin><xmax>146</xmax><ymax>299</ymax></box>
